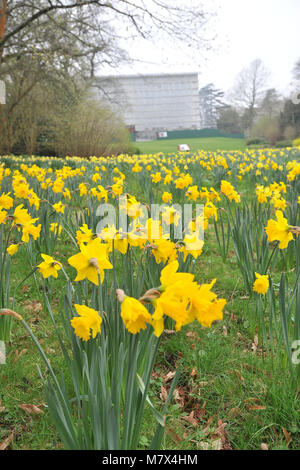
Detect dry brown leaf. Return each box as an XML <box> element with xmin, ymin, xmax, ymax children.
<box><xmin>212</xmin><ymin>419</ymin><xmax>232</xmax><ymax>450</ymax></box>
<box><xmin>242</xmin><ymin>363</ymin><xmax>256</xmax><ymax>372</ymax></box>
<box><xmin>211</xmin><ymin>438</ymin><xmax>223</xmax><ymax>450</ymax></box>
<box><xmin>159</xmin><ymin>386</ymin><xmax>168</xmax><ymax>404</ymax></box>
<box><xmin>248</xmin><ymin>405</ymin><xmax>266</xmax><ymax>411</ymax></box>
<box><xmin>234</xmin><ymin>370</ymin><xmax>244</xmax><ymax>382</ymax></box>
<box><xmin>194</xmin><ymin>406</ymin><xmax>206</xmax><ymax>420</ymax></box>
<box><xmin>186</xmin><ymin>331</ymin><xmax>199</xmax><ymax>339</ymax></box>
<box><xmin>223</xmin><ymin>325</ymin><xmax>228</xmax><ymax>337</ymax></box>
<box><xmin>261</xmin><ymin>443</ymin><xmax>269</xmax><ymax>450</ymax></box>
<box><xmin>163</xmin><ymin>371</ymin><xmax>176</xmax><ymax>383</ymax></box>
<box><xmin>45</xmin><ymin>348</ymin><xmax>56</xmax><ymax>355</ymax></box>
<box><xmin>25</xmin><ymin>301</ymin><xmax>42</xmax><ymax>314</ymax></box>
<box><xmin>191</xmin><ymin>367</ymin><xmax>198</xmax><ymax>377</ymax></box>
<box><xmin>13</xmin><ymin>349</ymin><xmax>28</xmax><ymax>363</ymax></box>
<box><xmin>0</xmin><ymin>400</ymin><xmax>5</xmax><ymax>413</ymax></box>
<box><xmin>164</xmin><ymin>329</ymin><xmax>176</xmax><ymax>335</ymax></box>
<box><xmin>167</xmin><ymin>428</ymin><xmax>182</xmax><ymax>443</ymax></box>
<box><xmin>173</xmin><ymin>388</ymin><xmax>185</xmax><ymax>409</ymax></box>
<box><xmin>198</xmin><ymin>441</ymin><xmax>210</xmax><ymax>450</ymax></box>
<box><xmin>214</xmin><ymin>419</ymin><xmax>227</xmax><ymax>438</ymax></box>
<box><xmin>244</xmin><ymin>397</ymin><xmax>260</xmax><ymax>403</ymax></box>
<box><xmin>0</xmin><ymin>430</ymin><xmax>14</xmax><ymax>451</ymax></box>
<box><xmin>203</xmin><ymin>416</ymin><xmax>214</xmax><ymax>435</ymax></box>
<box><xmin>182</xmin><ymin>411</ymin><xmax>198</xmax><ymax>427</ymax></box>
<box><xmin>228</xmin><ymin>407</ymin><xmax>241</xmax><ymax>418</ymax></box>
<box><xmin>282</xmin><ymin>428</ymin><xmax>292</xmax><ymax>445</ymax></box>
<box><xmin>13</xmin><ymin>350</ymin><xmax>19</xmax><ymax>364</ymax></box>
<box><xmin>251</xmin><ymin>335</ymin><xmax>259</xmax><ymax>352</ymax></box>
<box><xmin>18</xmin><ymin>404</ymin><xmax>45</xmax><ymax>415</ymax></box>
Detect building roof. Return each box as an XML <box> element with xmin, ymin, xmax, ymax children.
<box><xmin>95</xmin><ymin>72</ymin><xmax>199</xmax><ymax>81</ymax></box>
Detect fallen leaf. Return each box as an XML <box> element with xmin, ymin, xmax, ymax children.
<box><xmin>182</xmin><ymin>411</ymin><xmax>198</xmax><ymax>427</ymax></box>
<box><xmin>252</xmin><ymin>335</ymin><xmax>259</xmax><ymax>352</ymax></box>
<box><xmin>261</xmin><ymin>443</ymin><xmax>269</xmax><ymax>450</ymax></box>
<box><xmin>18</xmin><ymin>404</ymin><xmax>45</xmax><ymax>415</ymax></box>
<box><xmin>186</xmin><ymin>331</ymin><xmax>199</xmax><ymax>339</ymax></box>
<box><xmin>242</xmin><ymin>363</ymin><xmax>256</xmax><ymax>372</ymax></box>
<box><xmin>234</xmin><ymin>370</ymin><xmax>244</xmax><ymax>382</ymax></box>
<box><xmin>223</xmin><ymin>325</ymin><xmax>228</xmax><ymax>337</ymax></box>
<box><xmin>167</xmin><ymin>428</ymin><xmax>182</xmax><ymax>443</ymax></box>
<box><xmin>45</xmin><ymin>348</ymin><xmax>56</xmax><ymax>355</ymax></box>
<box><xmin>159</xmin><ymin>386</ymin><xmax>168</xmax><ymax>404</ymax></box>
<box><xmin>163</xmin><ymin>371</ymin><xmax>176</xmax><ymax>383</ymax></box>
<box><xmin>211</xmin><ymin>438</ymin><xmax>222</xmax><ymax>450</ymax></box>
<box><xmin>248</xmin><ymin>405</ymin><xmax>266</xmax><ymax>411</ymax></box>
<box><xmin>228</xmin><ymin>407</ymin><xmax>241</xmax><ymax>418</ymax></box>
<box><xmin>198</xmin><ymin>441</ymin><xmax>210</xmax><ymax>450</ymax></box>
<box><xmin>191</xmin><ymin>367</ymin><xmax>198</xmax><ymax>377</ymax></box>
<box><xmin>164</xmin><ymin>329</ymin><xmax>176</xmax><ymax>335</ymax></box>
<box><xmin>203</xmin><ymin>416</ymin><xmax>214</xmax><ymax>435</ymax></box>
<box><xmin>173</xmin><ymin>388</ymin><xmax>185</xmax><ymax>409</ymax></box>
<box><xmin>194</xmin><ymin>405</ymin><xmax>206</xmax><ymax>420</ymax></box>
<box><xmin>25</xmin><ymin>301</ymin><xmax>42</xmax><ymax>314</ymax></box>
<box><xmin>0</xmin><ymin>430</ymin><xmax>14</xmax><ymax>450</ymax></box>
<box><xmin>282</xmin><ymin>428</ymin><xmax>292</xmax><ymax>445</ymax></box>
<box><xmin>244</xmin><ymin>397</ymin><xmax>260</xmax><ymax>403</ymax></box>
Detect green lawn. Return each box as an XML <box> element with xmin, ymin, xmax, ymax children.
<box><xmin>136</xmin><ymin>137</ymin><xmax>246</xmax><ymax>154</ymax></box>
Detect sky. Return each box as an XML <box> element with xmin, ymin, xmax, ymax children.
<box><xmin>106</xmin><ymin>0</ymin><xmax>300</xmax><ymax>96</ymax></box>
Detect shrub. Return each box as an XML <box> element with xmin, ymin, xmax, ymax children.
<box><xmin>246</xmin><ymin>138</ymin><xmax>269</xmax><ymax>146</ymax></box>
<box><xmin>293</xmin><ymin>137</ymin><xmax>300</xmax><ymax>147</ymax></box>
<box><xmin>274</xmin><ymin>140</ymin><xmax>293</xmax><ymax>148</ymax></box>
<box><xmin>54</xmin><ymin>96</ymin><xmax>131</xmax><ymax>158</ymax></box>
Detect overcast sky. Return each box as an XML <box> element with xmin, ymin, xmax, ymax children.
<box><xmin>107</xmin><ymin>0</ymin><xmax>300</xmax><ymax>96</ymax></box>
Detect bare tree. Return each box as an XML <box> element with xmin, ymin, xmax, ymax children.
<box><xmin>0</xmin><ymin>1</ymin><xmax>211</xmax><ymax>140</ymax></box>
<box><xmin>0</xmin><ymin>1</ymin><xmax>210</xmax><ymax>72</ymax></box>
<box><xmin>199</xmin><ymin>83</ymin><xmax>225</xmax><ymax>129</ymax></box>
<box><xmin>260</xmin><ymin>88</ymin><xmax>282</xmax><ymax>118</ymax></box>
<box><xmin>293</xmin><ymin>58</ymin><xmax>300</xmax><ymax>81</ymax></box>
<box><xmin>228</xmin><ymin>59</ymin><xmax>270</xmax><ymax>131</ymax></box>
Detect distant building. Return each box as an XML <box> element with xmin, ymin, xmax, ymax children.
<box><xmin>93</xmin><ymin>73</ymin><xmax>201</xmax><ymax>140</ymax></box>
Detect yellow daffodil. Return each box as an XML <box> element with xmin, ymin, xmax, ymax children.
<box><xmin>253</xmin><ymin>273</ymin><xmax>269</xmax><ymax>295</ymax></box>
<box><xmin>265</xmin><ymin>210</ymin><xmax>294</xmax><ymax>249</ymax></box>
<box><xmin>38</xmin><ymin>254</ymin><xmax>61</xmax><ymax>279</ymax></box>
<box><xmin>71</xmin><ymin>304</ymin><xmax>102</xmax><ymax>341</ymax></box>
<box><xmin>68</xmin><ymin>238</ymin><xmax>112</xmax><ymax>284</ymax></box>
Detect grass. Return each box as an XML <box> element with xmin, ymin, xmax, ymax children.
<box><xmin>136</xmin><ymin>137</ymin><xmax>246</xmax><ymax>155</ymax></box>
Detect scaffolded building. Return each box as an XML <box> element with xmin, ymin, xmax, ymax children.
<box><xmin>93</xmin><ymin>73</ymin><xmax>201</xmax><ymax>140</ymax></box>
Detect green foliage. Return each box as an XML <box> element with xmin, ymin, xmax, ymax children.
<box><xmin>293</xmin><ymin>137</ymin><xmax>300</xmax><ymax>147</ymax></box>
<box><xmin>274</xmin><ymin>140</ymin><xmax>293</xmax><ymax>148</ymax></box>
<box><xmin>246</xmin><ymin>137</ymin><xmax>270</xmax><ymax>146</ymax></box>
